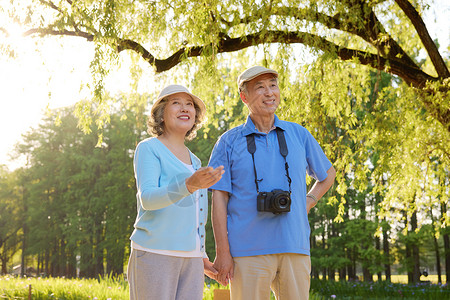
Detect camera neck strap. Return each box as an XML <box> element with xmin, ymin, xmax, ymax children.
<box><xmin>246</xmin><ymin>128</ymin><xmax>292</xmax><ymax>194</ymax></box>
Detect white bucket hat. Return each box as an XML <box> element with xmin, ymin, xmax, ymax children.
<box><xmin>151</xmin><ymin>84</ymin><xmax>206</xmax><ymax>119</ymax></box>
<box><xmin>237</xmin><ymin>66</ymin><xmax>278</xmax><ymax>91</ymax></box>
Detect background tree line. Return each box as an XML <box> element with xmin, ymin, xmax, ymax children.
<box><xmin>0</xmin><ymin>0</ymin><xmax>448</xmax><ymax>285</ymax></box>
<box><xmin>1</xmin><ymin>57</ymin><xmax>449</xmax><ymax>283</ymax></box>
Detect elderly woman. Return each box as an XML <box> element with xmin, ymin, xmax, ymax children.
<box><xmin>127</xmin><ymin>84</ymin><xmax>224</xmax><ymax>300</ymax></box>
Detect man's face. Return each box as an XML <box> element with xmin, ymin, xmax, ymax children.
<box><xmin>240</xmin><ymin>73</ymin><xmax>280</xmax><ymax>117</ymax></box>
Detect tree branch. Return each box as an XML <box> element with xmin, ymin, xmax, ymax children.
<box><xmin>223</xmin><ymin>5</ymin><xmax>419</xmax><ymax>71</ymax></box>
<box><xmin>117</xmin><ymin>30</ymin><xmax>435</xmax><ymax>88</ymax></box>
<box><xmin>23</xmin><ymin>28</ymin><xmax>94</xmax><ymax>41</ymax></box>
<box><xmin>0</xmin><ymin>27</ymin><xmax>8</xmax><ymax>36</ymax></box>
<box><xmin>395</xmin><ymin>0</ymin><xmax>450</xmax><ymax>78</ymax></box>
<box><xmin>39</xmin><ymin>0</ymin><xmax>64</xmax><ymax>13</ymax></box>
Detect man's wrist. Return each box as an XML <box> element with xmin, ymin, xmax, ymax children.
<box><xmin>307</xmin><ymin>193</ymin><xmax>318</xmax><ymax>203</ymax></box>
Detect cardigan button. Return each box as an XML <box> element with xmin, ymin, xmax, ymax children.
<box><xmin>200</xmin><ymin>208</ymin><xmax>203</xmax><ymax>211</ymax></box>
<box><xmin>201</xmin><ymin>235</ymin><xmax>204</xmax><ymax>238</ymax></box>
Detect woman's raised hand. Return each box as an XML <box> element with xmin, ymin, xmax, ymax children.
<box><xmin>185</xmin><ymin>166</ymin><xmax>225</xmax><ymax>193</ymax></box>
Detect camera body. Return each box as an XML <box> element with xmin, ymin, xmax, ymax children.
<box><xmin>257</xmin><ymin>189</ymin><xmax>291</xmax><ymax>214</ymax></box>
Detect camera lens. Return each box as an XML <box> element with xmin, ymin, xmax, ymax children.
<box><xmin>272</xmin><ymin>191</ymin><xmax>291</xmax><ymax>213</ymax></box>
<box><xmin>279</xmin><ymin>198</ymin><xmax>288</xmax><ymax>206</ymax></box>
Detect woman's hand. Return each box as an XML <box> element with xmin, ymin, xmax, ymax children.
<box><xmin>203</xmin><ymin>258</ymin><xmax>219</xmax><ymax>279</ymax></box>
<box><xmin>213</xmin><ymin>250</ymin><xmax>234</xmax><ymax>286</ymax></box>
<box><xmin>186</xmin><ymin>166</ymin><xmax>225</xmax><ymax>193</ymax></box>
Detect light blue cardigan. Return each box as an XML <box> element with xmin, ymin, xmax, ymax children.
<box><xmin>130</xmin><ymin>137</ymin><xmax>208</xmax><ymax>254</ymax></box>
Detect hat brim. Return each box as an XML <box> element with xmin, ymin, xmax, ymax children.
<box><xmin>238</xmin><ymin>68</ymin><xmax>279</xmax><ymax>90</ymax></box>
<box><xmin>242</xmin><ymin>70</ymin><xmax>278</xmax><ymax>84</ymax></box>
<box><xmin>151</xmin><ymin>91</ymin><xmax>206</xmax><ymax>120</ymax></box>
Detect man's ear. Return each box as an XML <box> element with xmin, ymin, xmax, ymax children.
<box><xmin>240</xmin><ymin>91</ymin><xmax>247</xmax><ymax>103</ymax></box>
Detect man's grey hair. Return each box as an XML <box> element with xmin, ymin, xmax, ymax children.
<box><xmin>239</xmin><ymin>82</ymin><xmax>248</xmax><ymax>94</ymax></box>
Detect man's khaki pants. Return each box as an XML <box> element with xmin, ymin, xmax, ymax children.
<box><xmin>231</xmin><ymin>253</ymin><xmax>311</xmax><ymax>300</ymax></box>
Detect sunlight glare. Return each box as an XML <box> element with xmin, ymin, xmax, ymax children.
<box><xmin>4</xmin><ymin>22</ymin><xmax>25</xmax><ymax>47</ymax></box>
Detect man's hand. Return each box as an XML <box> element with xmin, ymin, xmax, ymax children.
<box><xmin>306</xmin><ymin>166</ymin><xmax>336</xmax><ymax>214</ymax></box>
<box><xmin>306</xmin><ymin>194</ymin><xmax>318</xmax><ymax>214</ymax></box>
<box><xmin>185</xmin><ymin>166</ymin><xmax>225</xmax><ymax>193</ymax></box>
<box><xmin>213</xmin><ymin>250</ymin><xmax>234</xmax><ymax>286</ymax></box>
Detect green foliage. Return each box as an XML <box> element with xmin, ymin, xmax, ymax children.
<box><xmin>0</xmin><ymin>276</ymin><xmax>330</xmax><ymax>300</ymax></box>
<box><xmin>0</xmin><ymin>0</ymin><xmax>449</xmax><ymax>284</ymax></box>
<box><xmin>0</xmin><ymin>275</ymin><xmax>128</xmax><ymax>300</ymax></box>
<box><xmin>9</xmin><ymin>99</ymin><xmax>149</xmax><ymax>277</ymax></box>
<box><xmin>311</xmin><ymin>278</ymin><xmax>450</xmax><ymax>299</ymax></box>
<box><xmin>0</xmin><ymin>166</ymin><xmax>22</xmax><ymax>274</ymax></box>
<box><xmin>1</xmin><ymin>276</ymin><xmax>447</xmax><ymax>299</ymax></box>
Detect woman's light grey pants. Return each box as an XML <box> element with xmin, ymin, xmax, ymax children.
<box><xmin>127</xmin><ymin>249</ymin><xmax>204</xmax><ymax>300</ymax></box>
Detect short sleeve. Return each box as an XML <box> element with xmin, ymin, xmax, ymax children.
<box><xmin>304</xmin><ymin>129</ymin><xmax>332</xmax><ymax>182</ymax></box>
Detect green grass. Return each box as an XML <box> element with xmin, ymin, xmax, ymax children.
<box><xmin>0</xmin><ymin>275</ymin><xmax>325</xmax><ymax>299</ymax></box>
<box><xmin>311</xmin><ymin>278</ymin><xmax>449</xmax><ymax>299</ymax></box>
<box><xmin>1</xmin><ymin>275</ymin><xmax>446</xmax><ymax>299</ymax></box>
<box><xmin>0</xmin><ymin>275</ymin><xmax>128</xmax><ymax>299</ymax></box>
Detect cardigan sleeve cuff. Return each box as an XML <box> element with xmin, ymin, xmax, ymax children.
<box><xmin>166</xmin><ymin>177</ymin><xmax>192</xmax><ymax>202</ymax></box>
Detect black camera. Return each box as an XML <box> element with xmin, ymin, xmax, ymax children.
<box><xmin>257</xmin><ymin>189</ymin><xmax>291</xmax><ymax>214</ymax></box>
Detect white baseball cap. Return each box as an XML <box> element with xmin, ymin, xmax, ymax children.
<box><xmin>237</xmin><ymin>66</ymin><xmax>279</xmax><ymax>90</ymax></box>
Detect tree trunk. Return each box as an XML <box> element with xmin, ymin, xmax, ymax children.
<box><xmin>339</xmin><ymin>264</ymin><xmax>347</xmax><ymax>281</ymax></box>
<box><xmin>406</xmin><ymin>243</ymin><xmax>413</xmax><ymax>283</ymax></box>
<box><xmin>44</xmin><ymin>248</ymin><xmax>49</xmax><ymax>276</ymax></box>
<box><xmin>20</xmin><ymin>187</ymin><xmax>27</xmax><ymax>278</ymax></box>
<box><xmin>363</xmin><ymin>267</ymin><xmax>372</xmax><ymax>282</ymax></box>
<box><xmin>375</xmin><ymin>235</ymin><xmax>382</xmax><ymax>281</ymax></box>
<box><xmin>347</xmin><ymin>247</ymin><xmax>357</xmax><ymax>280</ymax></box>
<box><xmin>383</xmin><ymin>224</ymin><xmax>391</xmax><ymax>282</ymax></box>
<box><xmin>404</xmin><ymin>210</ymin><xmax>413</xmax><ymax>283</ymax></box>
<box><xmin>445</xmin><ymin>231</ymin><xmax>450</xmax><ymax>284</ymax></box>
<box><xmin>411</xmin><ymin>211</ymin><xmax>421</xmax><ymax>283</ymax></box>
<box><xmin>322</xmin><ymin>226</ymin><xmax>326</xmax><ymax>280</ymax></box>
<box><xmin>439</xmin><ymin>202</ymin><xmax>450</xmax><ymax>285</ymax></box>
<box><xmin>434</xmin><ymin>233</ymin><xmax>442</xmax><ymax>284</ymax></box>
<box><xmin>328</xmin><ymin>267</ymin><xmax>335</xmax><ymax>281</ymax></box>
<box><xmin>430</xmin><ymin>208</ymin><xmax>442</xmax><ymax>283</ymax></box>
<box><xmin>0</xmin><ymin>255</ymin><xmax>7</xmax><ymax>275</ymax></box>
<box><xmin>310</xmin><ymin>234</ymin><xmax>319</xmax><ymax>279</ymax></box>
<box><xmin>94</xmin><ymin>222</ymin><xmax>104</xmax><ymax>277</ymax></box>
<box><xmin>0</xmin><ymin>239</ymin><xmax>6</xmax><ymax>275</ymax></box>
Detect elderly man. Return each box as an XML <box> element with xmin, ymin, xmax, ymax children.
<box><xmin>208</xmin><ymin>66</ymin><xmax>336</xmax><ymax>299</ymax></box>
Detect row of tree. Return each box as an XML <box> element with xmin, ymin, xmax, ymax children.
<box><xmin>1</xmin><ymin>102</ymin><xmax>147</xmax><ymax>277</ymax></box>
<box><xmin>0</xmin><ymin>0</ymin><xmax>449</xmax><ymax>284</ymax></box>
<box><xmin>0</xmin><ymin>60</ymin><xmax>448</xmax><ymax>283</ymax></box>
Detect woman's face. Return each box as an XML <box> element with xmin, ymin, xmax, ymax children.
<box><xmin>162</xmin><ymin>92</ymin><xmax>196</xmax><ymax>135</ymax></box>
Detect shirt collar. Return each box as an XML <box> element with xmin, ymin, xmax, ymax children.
<box><xmin>242</xmin><ymin>114</ymin><xmax>286</xmax><ymax>136</ymax></box>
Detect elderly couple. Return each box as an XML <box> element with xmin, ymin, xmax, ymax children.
<box><xmin>127</xmin><ymin>66</ymin><xmax>336</xmax><ymax>300</ymax></box>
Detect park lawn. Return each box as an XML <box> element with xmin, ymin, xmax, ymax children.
<box><xmin>0</xmin><ymin>275</ymin><xmax>128</xmax><ymax>299</ymax></box>
<box><xmin>0</xmin><ymin>276</ymin><xmax>327</xmax><ymax>299</ymax></box>
<box><xmin>317</xmin><ymin>274</ymin><xmax>446</xmax><ymax>284</ymax></box>
<box><xmin>0</xmin><ymin>276</ymin><xmax>225</xmax><ymax>300</ymax></box>
<box><xmin>1</xmin><ymin>275</ymin><xmax>447</xmax><ymax>299</ymax></box>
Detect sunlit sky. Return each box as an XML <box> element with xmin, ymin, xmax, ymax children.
<box><xmin>0</xmin><ymin>2</ymin><xmax>449</xmax><ymax>171</ymax></box>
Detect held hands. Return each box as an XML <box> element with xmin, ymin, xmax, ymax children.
<box><xmin>186</xmin><ymin>166</ymin><xmax>225</xmax><ymax>193</ymax></box>
<box><xmin>203</xmin><ymin>258</ymin><xmax>219</xmax><ymax>279</ymax></box>
<box><xmin>213</xmin><ymin>251</ymin><xmax>234</xmax><ymax>286</ymax></box>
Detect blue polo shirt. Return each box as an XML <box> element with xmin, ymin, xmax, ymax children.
<box><xmin>208</xmin><ymin>115</ymin><xmax>332</xmax><ymax>257</ymax></box>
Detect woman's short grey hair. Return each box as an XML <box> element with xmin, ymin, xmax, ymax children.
<box><xmin>147</xmin><ymin>96</ymin><xmax>204</xmax><ymax>141</ymax></box>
